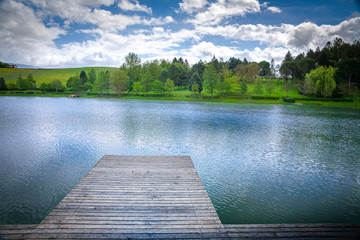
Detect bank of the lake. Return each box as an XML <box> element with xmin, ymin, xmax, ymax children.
<box><xmin>1</xmin><ymin>91</ymin><xmax>359</xmax><ymax>108</ymax></box>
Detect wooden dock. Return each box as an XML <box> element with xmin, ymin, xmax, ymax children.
<box><xmin>1</xmin><ymin>155</ymin><xmax>359</xmax><ymax>239</ymax></box>
<box><xmin>28</xmin><ymin>155</ymin><xmax>229</xmax><ymax>239</ymax></box>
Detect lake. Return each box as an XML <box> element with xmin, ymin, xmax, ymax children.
<box><xmin>0</xmin><ymin>96</ymin><xmax>359</xmax><ymax>224</ymax></box>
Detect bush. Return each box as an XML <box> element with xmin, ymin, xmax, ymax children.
<box><xmin>283</xmin><ymin>98</ymin><xmax>296</xmax><ymax>103</ymax></box>
<box><xmin>295</xmin><ymin>97</ymin><xmax>353</xmax><ymax>102</ymax></box>
<box><xmin>251</xmin><ymin>96</ymin><xmax>279</xmax><ymax>100</ymax></box>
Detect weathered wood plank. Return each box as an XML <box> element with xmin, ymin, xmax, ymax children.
<box><xmin>27</xmin><ymin>155</ymin><xmax>229</xmax><ymax>239</ymax></box>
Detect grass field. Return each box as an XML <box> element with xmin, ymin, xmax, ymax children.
<box><xmin>0</xmin><ymin>67</ymin><xmax>117</xmax><ymax>84</ymax></box>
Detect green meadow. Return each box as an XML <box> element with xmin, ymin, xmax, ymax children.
<box><xmin>0</xmin><ymin>67</ymin><xmax>117</xmax><ymax>85</ymax></box>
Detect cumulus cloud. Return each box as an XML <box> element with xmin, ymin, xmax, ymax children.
<box><xmin>118</xmin><ymin>0</ymin><xmax>152</xmax><ymax>14</ymax></box>
<box><xmin>267</xmin><ymin>6</ymin><xmax>281</xmax><ymax>13</ymax></box>
<box><xmin>195</xmin><ymin>17</ymin><xmax>360</xmax><ymax>53</ymax></box>
<box><xmin>187</xmin><ymin>0</ymin><xmax>261</xmax><ymax>25</ymax></box>
<box><xmin>0</xmin><ymin>0</ymin><xmax>65</xmax><ymax>64</ymax></box>
<box><xmin>179</xmin><ymin>0</ymin><xmax>208</xmax><ymax>14</ymax></box>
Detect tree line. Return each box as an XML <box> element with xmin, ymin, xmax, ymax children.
<box><xmin>1</xmin><ymin>37</ymin><xmax>359</xmax><ymax>99</ymax></box>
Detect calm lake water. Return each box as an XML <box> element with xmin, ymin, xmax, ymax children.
<box><xmin>0</xmin><ymin>96</ymin><xmax>359</xmax><ymax>224</ymax></box>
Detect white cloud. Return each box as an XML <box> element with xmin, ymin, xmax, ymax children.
<box><xmin>0</xmin><ymin>0</ymin><xmax>65</xmax><ymax>64</ymax></box>
<box><xmin>179</xmin><ymin>0</ymin><xmax>208</xmax><ymax>14</ymax></box>
<box><xmin>187</xmin><ymin>0</ymin><xmax>261</xmax><ymax>25</ymax></box>
<box><xmin>267</xmin><ymin>6</ymin><xmax>281</xmax><ymax>13</ymax></box>
<box><xmin>118</xmin><ymin>0</ymin><xmax>152</xmax><ymax>14</ymax></box>
<box><xmin>195</xmin><ymin>17</ymin><xmax>360</xmax><ymax>53</ymax></box>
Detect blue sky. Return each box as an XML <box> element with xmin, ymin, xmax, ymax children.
<box><xmin>0</xmin><ymin>0</ymin><xmax>359</xmax><ymax>68</ymax></box>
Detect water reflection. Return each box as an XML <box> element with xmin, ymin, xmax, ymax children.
<box><xmin>0</xmin><ymin>97</ymin><xmax>359</xmax><ymax>224</ymax></box>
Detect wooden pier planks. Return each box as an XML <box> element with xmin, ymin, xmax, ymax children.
<box><xmin>28</xmin><ymin>155</ymin><xmax>229</xmax><ymax>239</ymax></box>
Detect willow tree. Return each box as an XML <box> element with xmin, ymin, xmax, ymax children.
<box><xmin>305</xmin><ymin>66</ymin><xmax>336</xmax><ymax>97</ymax></box>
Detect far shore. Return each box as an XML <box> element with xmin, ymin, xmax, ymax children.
<box><xmin>1</xmin><ymin>91</ymin><xmax>359</xmax><ymax>109</ymax></box>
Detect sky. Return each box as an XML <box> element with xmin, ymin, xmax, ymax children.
<box><xmin>0</xmin><ymin>0</ymin><xmax>360</xmax><ymax>68</ymax></box>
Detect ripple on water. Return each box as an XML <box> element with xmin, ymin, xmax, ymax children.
<box><xmin>0</xmin><ymin>97</ymin><xmax>359</xmax><ymax>224</ymax></box>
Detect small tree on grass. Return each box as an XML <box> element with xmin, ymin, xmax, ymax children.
<box><xmin>39</xmin><ymin>83</ymin><xmax>49</xmax><ymax>92</ymax></box>
<box><xmin>151</xmin><ymin>80</ymin><xmax>164</xmax><ymax>94</ymax></box>
<box><xmin>49</xmin><ymin>80</ymin><xmax>64</xmax><ymax>92</ymax></box>
<box><xmin>88</xmin><ymin>68</ymin><xmax>96</xmax><ymax>85</ymax></box>
<box><xmin>253</xmin><ymin>79</ymin><xmax>264</xmax><ymax>95</ymax></box>
<box><xmin>191</xmin><ymin>83</ymin><xmax>199</xmax><ymax>94</ymax></box>
<box><xmin>239</xmin><ymin>81</ymin><xmax>247</xmax><ymax>96</ymax></box>
<box><xmin>164</xmin><ymin>79</ymin><xmax>174</xmax><ymax>93</ymax></box>
<box><xmin>203</xmin><ymin>64</ymin><xmax>219</xmax><ymax>98</ymax></box>
<box><xmin>141</xmin><ymin>71</ymin><xmax>153</xmax><ymax>93</ymax></box>
<box><xmin>67</xmin><ymin>75</ymin><xmax>82</xmax><ymax>92</ymax></box>
<box><xmin>95</xmin><ymin>71</ymin><xmax>108</xmax><ymax>96</ymax></box>
<box><xmin>110</xmin><ymin>69</ymin><xmax>129</xmax><ymax>95</ymax></box>
<box><xmin>0</xmin><ymin>77</ymin><xmax>7</xmax><ymax>90</ymax></box>
<box><xmin>265</xmin><ymin>79</ymin><xmax>276</xmax><ymax>96</ymax></box>
<box><xmin>133</xmin><ymin>81</ymin><xmax>144</xmax><ymax>93</ymax></box>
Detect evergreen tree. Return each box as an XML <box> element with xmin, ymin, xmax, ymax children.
<box><xmin>0</xmin><ymin>77</ymin><xmax>7</xmax><ymax>90</ymax></box>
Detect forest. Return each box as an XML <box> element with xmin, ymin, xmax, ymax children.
<box><xmin>1</xmin><ymin>38</ymin><xmax>359</xmax><ymax>101</ymax></box>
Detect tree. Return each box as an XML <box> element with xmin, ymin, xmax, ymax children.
<box><xmin>49</xmin><ymin>80</ymin><xmax>64</xmax><ymax>92</ymax></box>
<box><xmin>39</xmin><ymin>83</ymin><xmax>49</xmax><ymax>92</ymax></box>
<box><xmin>336</xmin><ymin>59</ymin><xmax>360</xmax><ymax>96</ymax></box>
<box><xmin>191</xmin><ymin>83</ymin><xmax>199</xmax><ymax>94</ymax></box>
<box><xmin>159</xmin><ymin>69</ymin><xmax>169</xmax><ymax>83</ymax></box>
<box><xmin>235</xmin><ymin>62</ymin><xmax>259</xmax><ymax>83</ymax></box>
<box><xmin>125</xmin><ymin>52</ymin><xmax>142</xmax><ymax>84</ymax></box>
<box><xmin>151</xmin><ymin>80</ymin><xmax>164</xmax><ymax>94</ymax></box>
<box><xmin>133</xmin><ymin>81</ymin><xmax>144</xmax><ymax>92</ymax></box>
<box><xmin>26</xmin><ymin>73</ymin><xmax>36</xmax><ymax>89</ymax></box>
<box><xmin>189</xmin><ymin>72</ymin><xmax>202</xmax><ymax>92</ymax></box>
<box><xmin>239</xmin><ymin>81</ymin><xmax>247</xmax><ymax>96</ymax></box>
<box><xmin>203</xmin><ymin>64</ymin><xmax>219</xmax><ymax>98</ymax></box>
<box><xmin>16</xmin><ymin>75</ymin><xmax>27</xmax><ymax>90</ymax></box>
<box><xmin>110</xmin><ymin>69</ymin><xmax>129</xmax><ymax>94</ymax></box>
<box><xmin>95</xmin><ymin>71</ymin><xmax>108</xmax><ymax>96</ymax></box>
<box><xmin>88</xmin><ymin>68</ymin><xmax>96</xmax><ymax>85</ymax></box>
<box><xmin>265</xmin><ymin>79</ymin><xmax>276</xmax><ymax>96</ymax></box>
<box><xmin>217</xmin><ymin>76</ymin><xmax>237</xmax><ymax>96</ymax></box>
<box><xmin>0</xmin><ymin>77</ymin><xmax>7</xmax><ymax>90</ymax></box>
<box><xmin>305</xmin><ymin>66</ymin><xmax>337</xmax><ymax>97</ymax></box>
<box><xmin>141</xmin><ymin>71</ymin><xmax>153</xmax><ymax>93</ymax></box>
<box><xmin>67</xmin><ymin>75</ymin><xmax>82</xmax><ymax>92</ymax></box>
<box><xmin>164</xmin><ymin>79</ymin><xmax>175</xmax><ymax>93</ymax></box>
<box><xmin>253</xmin><ymin>79</ymin><xmax>264</xmax><ymax>95</ymax></box>
<box><xmin>80</xmin><ymin>71</ymin><xmax>88</xmax><ymax>86</ymax></box>
<box><xmin>258</xmin><ymin>61</ymin><xmax>270</xmax><ymax>79</ymax></box>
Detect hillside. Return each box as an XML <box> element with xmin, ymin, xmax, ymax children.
<box><xmin>0</xmin><ymin>67</ymin><xmax>118</xmax><ymax>85</ymax></box>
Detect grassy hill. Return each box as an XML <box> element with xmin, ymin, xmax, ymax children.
<box><xmin>0</xmin><ymin>67</ymin><xmax>118</xmax><ymax>85</ymax></box>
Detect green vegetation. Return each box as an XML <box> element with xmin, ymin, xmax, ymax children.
<box><xmin>0</xmin><ymin>38</ymin><xmax>359</xmax><ymax>108</ymax></box>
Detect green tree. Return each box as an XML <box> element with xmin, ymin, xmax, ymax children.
<box><xmin>141</xmin><ymin>71</ymin><xmax>153</xmax><ymax>93</ymax></box>
<box><xmin>217</xmin><ymin>76</ymin><xmax>237</xmax><ymax>96</ymax></box>
<box><xmin>88</xmin><ymin>68</ymin><xmax>96</xmax><ymax>85</ymax></box>
<box><xmin>265</xmin><ymin>79</ymin><xmax>276</xmax><ymax>96</ymax></box>
<box><xmin>239</xmin><ymin>81</ymin><xmax>247</xmax><ymax>96</ymax></box>
<box><xmin>258</xmin><ymin>61</ymin><xmax>270</xmax><ymax>79</ymax></box>
<box><xmin>39</xmin><ymin>83</ymin><xmax>49</xmax><ymax>92</ymax></box>
<box><xmin>306</xmin><ymin>66</ymin><xmax>337</xmax><ymax>97</ymax></box>
<box><xmin>110</xmin><ymin>69</ymin><xmax>129</xmax><ymax>94</ymax></box>
<box><xmin>151</xmin><ymin>80</ymin><xmax>164</xmax><ymax>94</ymax></box>
<box><xmin>235</xmin><ymin>62</ymin><xmax>259</xmax><ymax>83</ymax></box>
<box><xmin>49</xmin><ymin>80</ymin><xmax>64</xmax><ymax>92</ymax></box>
<box><xmin>191</xmin><ymin>83</ymin><xmax>199</xmax><ymax>94</ymax></box>
<box><xmin>203</xmin><ymin>64</ymin><xmax>219</xmax><ymax>98</ymax></box>
<box><xmin>26</xmin><ymin>73</ymin><xmax>36</xmax><ymax>89</ymax></box>
<box><xmin>67</xmin><ymin>75</ymin><xmax>82</xmax><ymax>92</ymax></box>
<box><xmin>95</xmin><ymin>71</ymin><xmax>108</xmax><ymax>96</ymax></box>
<box><xmin>125</xmin><ymin>52</ymin><xmax>142</xmax><ymax>85</ymax></box>
<box><xmin>133</xmin><ymin>81</ymin><xmax>144</xmax><ymax>92</ymax></box>
<box><xmin>16</xmin><ymin>75</ymin><xmax>27</xmax><ymax>90</ymax></box>
<box><xmin>0</xmin><ymin>77</ymin><xmax>7</xmax><ymax>90</ymax></box>
<box><xmin>79</xmin><ymin>71</ymin><xmax>88</xmax><ymax>86</ymax></box>
<box><xmin>253</xmin><ymin>79</ymin><xmax>264</xmax><ymax>95</ymax></box>
<box><xmin>164</xmin><ymin>79</ymin><xmax>175</xmax><ymax>93</ymax></box>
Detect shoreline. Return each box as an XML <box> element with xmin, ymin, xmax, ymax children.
<box><xmin>1</xmin><ymin>92</ymin><xmax>359</xmax><ymax>109</ymax></box>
